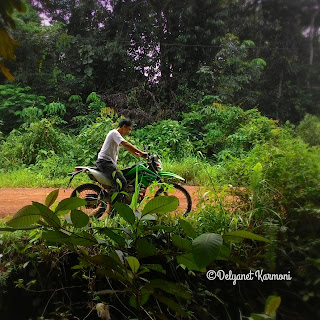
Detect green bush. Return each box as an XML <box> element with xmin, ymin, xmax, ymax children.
<box><xmin>1</xmin><ymin>190</ymin><xmax>272</xmax><ymax>319</ymax></box>
<box><xmin>182</xmin><ymin>97</ymin><xmax>246</xmax><ymax>156</ymax></box>
<box><xmin>219</xmin><ymin>133</ymin><xmax>320</xmax><ymax>211</ymax></box>
<box><xmin>75</xmin><ymin>117</ymin><xmax>114</xmax><ymax>165</ymax></box>
<box><xmin>0</xmin><ymin>119</ymin><xmax>75</xmax><ymax>169</ymax></box>
<box><xmin>134</xmin><ymin>119</ymin><xmax>194</xmax><ymax>158</ymax></box>
<box><xmin>297</xmin><ymin>113</ymin><xmax>320</xmax><ymax>146</ymax></box>
<box><xmin>225</xmin><ymin>109</ymin><xmax>280</xmax><ymax>157</ymax></box>
<box><xmin>34</xmin><ymin>151</ymin><xmax>76</xmax><ymax>179</ymax></box>
<box><xmin>0</xmin><ymin>84</ymin><xmax>47</xmax><ymax>133</ymax></box>
<box><xmin>163</xmin><ymin>156</ymin><xmax>219</xmax><ymax>186</ymax></box>
<box><xmin>182</xmin><ymin>97</ymin><xmax>279</xmax><ymax>160</ymax></box>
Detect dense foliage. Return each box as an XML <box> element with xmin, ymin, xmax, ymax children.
<box><xmin>0</xmin><ymin>0</ymin><xmax>319</xmax><ymax>124</ymax></box>
<box><xmin>0</xmin><ymin>92</ymin><xmax>320</xmax><ymax>318</ymax></box>
<box><xmin>0</xmin><ymin>189</ymin><xmax>294</xmax><ymax>319</ymax></box>
<box><xmin>1</xmin><ymin>183</ymin><xmax>319</xmax><ymax>319</ymax></box>
<box><xmin>1</xmin><ymin>1</ymin><xmax>320</xmax><ymax>319</ymax></box>
<box><xmin>1</xmin><ymin>93</ymin><xmax>320</xmax><ymax>211</ymax></box>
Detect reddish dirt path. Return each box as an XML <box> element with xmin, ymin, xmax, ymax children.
<box><xmin>0</xmin><ymin>188</ymin><xmax>73</xmax><ymax>219</ymax></box>
<box><xmin>0</xmin><ymin>186</ymin><xmax>200</xmax><ymax>219</ymax></box>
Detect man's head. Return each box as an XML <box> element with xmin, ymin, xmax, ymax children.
<box><xmin>118</xmin><ymin>118</ymin><xmax>133</xmax><ymax>136</ymax></box>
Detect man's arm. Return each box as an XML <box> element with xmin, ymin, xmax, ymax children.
<box><xmin>121</xmin><ymin>141</ymin><xmax>148</xmax><ymax>158</ymax></box>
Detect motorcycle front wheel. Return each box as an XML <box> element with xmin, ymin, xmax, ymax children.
<box><xmin>70</xmin><ymin>183</ymin><xmax>110</xmax><ymax>218</ymax></box>
<box><xmin>154</xmin><ymin>183</ymin><xmax>192</xmax><ymax>216</ymax></box>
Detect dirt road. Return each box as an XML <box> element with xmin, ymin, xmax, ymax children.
<box><xmin>0</xmin><ymin>186</ymin><xmax>200</xmax><ymax>219</ymax></box>
<box><xmin>0</xmin><ymin>188</ymin><xmax>73</xmax><ymax>218</ymax></box>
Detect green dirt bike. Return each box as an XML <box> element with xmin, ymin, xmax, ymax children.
<box><xmin>67</xmin><ymin>154</ymin><xmax>192</xmax><ymax>218</ymax></box>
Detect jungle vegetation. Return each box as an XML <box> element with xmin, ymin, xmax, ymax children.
<box><xmin>0</xmin><ymin>1</ymin><xmax>320</xmax><ymax>319</ymax></box>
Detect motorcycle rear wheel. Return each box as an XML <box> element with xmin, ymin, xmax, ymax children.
<box><xmin>70</xmin><ymin>183</ymin><xmax>110</xmax><ymax>218</ymax></box>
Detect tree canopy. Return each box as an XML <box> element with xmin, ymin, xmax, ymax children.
<box><xmin>1</xmin><ymin>0</ymin><xmax>319</xmax><ymax>125</ymax></box>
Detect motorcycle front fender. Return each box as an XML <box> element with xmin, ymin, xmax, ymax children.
<box><xmin>158</xmin><ymin>171</ymin><xmax>185</xmax><ymax>182</ymax></box>
<box><xmin>67</xmin><ymin>170</ymin><xmax>82</xmax><ymax>188</ymax></box>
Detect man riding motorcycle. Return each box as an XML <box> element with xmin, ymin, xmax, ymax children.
<box><xmin>95</xmin><ymin>119</ymin><xmax>148</xmax><ymax>198</ymax></box>
<box><xmin>68</xmin><ymin>118</ymin><xmax>192</xmax><ymax>217</ymax></box>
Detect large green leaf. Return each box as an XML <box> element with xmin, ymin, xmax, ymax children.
<box><xmin>109</xmin><ymin>250</ymin><xmax>125</xmax><ymax>265</ymax></box>
<box><xmin>129</xmin><ymin>291</ymin><xmax>150</xmax><ymax>308</ymax></box>
<box><xmin>85</xmin><ymin>254</ymin><xmax>122</xmax><ymax>269</ymax></box>
<box><xmin>42</xmin><ymin>230</ymin><xmax>71</xmax><ymax>244</ymax></box>
<box><xmin>113</xmin><ymin>202</ymin><xmax>135</xmax><ymax>225</ymax></box>
<box><xmin>70</xmin><ymin>209</ymin><xmax>89</xmax><ymax>228</ymax></box>
<box><xmin>129</xmin><ymin>295</ymin><xmax>138</xmax><ymax>309</ymax></box>
<box><xmin>192</xmin><ymin>233</ymin><xmax>223</xmax><ymax>268</ymax></box>
<box><xmin>127</xmin><ymin>256</ymin><xmax>140</xmax><ymax>273</ymax></box>
<box><xmin>265</xmin><ymin>296</ymin><xmax>281</xmax><ymax>315</ymax></box>
<box><xmin>33</xmin><ymin>202</ymin><xmax>61</xmax><ymax>227</ymax></box>
<box><xmin>223</xmin><ymin>230</ymin><xmax>270</xmax><ymax>243</ymax></box>
<box><xmin>172</xmin><ymin>234</ymin><xmax>192</xmax><ymax>252</ymax></box>
<box><xmin>177</xmin><ymin>253</ymin><xmax>205</xmax><ymax>272</ymax></box>
<box><xmin>42</xmin><ymin>230</ymin><xmax>97</xmax><ymax>247</ymax></box>
<box><xmin>6</xmin><ymin>205</ymin><xmax>41</xmax><ymax>228</ymax></box>
<box><xmin>69</xmin><ymin>231</ymin><xmax>97</xmax><ymax>247</ymax></box>
<box><xmin>144</xmin><ymin>264</ymin><xmax>166</xmax><ymax>274</ymax></box>
<box><xmin>142</xmin><ymin>196</ymin><xmax>178</xmax><ymax>216</ymax></box>
<box><xmin>100</xmin><ymin>228</ymin><xmax>126</xmax><ymax>247</ymax></box>
<box><xmin>55</xmin><ymin>197</ymin><xmax>87</xmax><ymax>214</ymax></box>
<box><xmin>141</xmin><ymin>214</ymin><xmax>157</xmax><ymax>221</ymax></box>
<box><xmin>216</xmin><ymin>245</ymin><xmax>230</xmax><ymax>260</ymax></box>
<box><xmin>45</xmin><ymin>189</ymin><xmax>59</xmax><ymax>208</ymax></box>
<box><xmin>178</xmin><ymin>219</ymin><xmax>197</xmax><ymax>239</ymax></box>
<box><xmin>136</xmin><ymin>238</ymin><xmax>157</xmax><ymax>259</ymax></box>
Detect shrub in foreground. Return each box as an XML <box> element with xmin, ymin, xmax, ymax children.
<box><xmin>1</xmin><ymin>189</ymin><xmax>272</xmax><ymax>319</ymax></box>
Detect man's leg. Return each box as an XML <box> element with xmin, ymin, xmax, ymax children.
<box><xmin>96</xmin><ymin>159</ymin><xmax>127</xmax><ymax>202</ymax></box>
<box><xmin>114</xmin><ymin>170</ymin><xmax>128</xmax><ymax>192</ymax></box>
<box><xmin>96</xmin><ymin>159</ymin><xmax>116</xmax><ymax>184</ymax></box>
<box><xmin>110</xmin><ymin>170</ymin><xmax>128</xmax><ymax>203</ymax></box>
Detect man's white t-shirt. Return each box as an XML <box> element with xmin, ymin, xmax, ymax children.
<box><xmin>97</xmin><ymin>129</ymin><xmax>125</xmax><ymax>164</ymax></box>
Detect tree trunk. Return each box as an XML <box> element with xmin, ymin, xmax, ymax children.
<box><xmin>309</xmin><ymin>12</ymin><xmax>318</xmax><ymax>66</ymax></box>
<box><xmin>277</xmin><ymin>71</ymin><xmax>283</xmax><ymax>100</ymax></box>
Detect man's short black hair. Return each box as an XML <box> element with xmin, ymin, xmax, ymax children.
<box><xmin>119</xmin><ymin>118</ymin><xmax>133</xmax><ymax>128</ymax></box>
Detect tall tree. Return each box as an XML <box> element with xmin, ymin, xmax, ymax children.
<box><xmin>0</xmin><ymin>0</ymin><xmax>26</xmax><ymax>81</ymax></box>
<box><xmin>5</xmin><ymin>0</ymin><xmax>320</xmax><ymax>124</ymax></box>
<box><xmin>230</xmin><ymin>0</ymin><xmax>320</xmax><ymax>121</ymax></box>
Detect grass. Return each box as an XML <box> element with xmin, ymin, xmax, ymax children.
<box><xmin>162</xmin><ymin>156</ymin><xmax>220</xmax><ymax>186</ymax></box>
<box><xmin>0</xmin><ymin>156</ymin><xmax>219</xmax><ymax>188</ymax></box>
<box><xmin>0</xmin><ymin>168</ymin><xmax>90</xmax><ymax>188</ymax></box>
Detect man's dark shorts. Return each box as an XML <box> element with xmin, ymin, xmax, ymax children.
<box><xmin>96</xmin><ymin>158</ymin><xmax>127</xmax><ymax>191</ymax></box>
